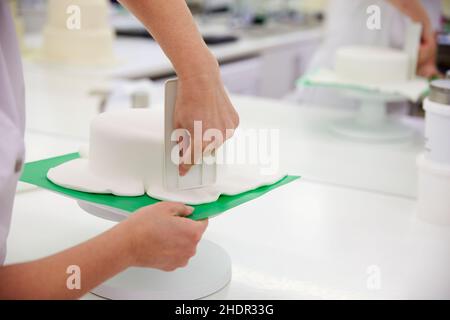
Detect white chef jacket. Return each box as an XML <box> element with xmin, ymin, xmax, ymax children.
<box><xmin>0</xmin><ymin>1</ymin><xmax>26</xmax><ymax>265</ymax></box>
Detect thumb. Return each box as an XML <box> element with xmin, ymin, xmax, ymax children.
<box><xmin>164</xmin><ymin>202</ymin><xmax>195</xmax><ymax>217</ymax></box>
<box><xmin>196</xmin><ymin>218</ymin><xmax>209</xmax><ymax>234</ymax></box>
<box><xmin>179</xmin><ymin>127</ymin><xmax>200</xmax><ymax>176</ymax></box>
<box><xmin>177</xmin><ymin>127</ymin><xmax>195</xmax><ymax>177</ymax></box>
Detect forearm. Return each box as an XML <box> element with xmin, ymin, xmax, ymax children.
<box><xmin>119</xmin><ymin>0</ymin><xmax>219</xmax><ymax>79</ymax></box>
<box><xmin>0</xmin><ymin>223</ymin><xmax>132</xmax><ymax>299</ymax></box>
<box><xmin>388</xmin><ymin>0</ymin><xmax>432</xmax><ymax>35</ymax></box>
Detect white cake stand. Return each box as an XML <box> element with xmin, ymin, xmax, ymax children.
<box><xmin>331</xmin><ymin>89</ymin><xmax>414</xmax><ymax>142</ymax></box>
<box><xmin>77</xmin><ymin>200</ymin><xmax>232</xmax><ymax>300</ymax></box>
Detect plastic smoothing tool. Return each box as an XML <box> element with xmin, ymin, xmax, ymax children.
<box><xmin>164</xmin><ymin>78</ymin><xmax>217</xmax><ymax>190</ymax></box>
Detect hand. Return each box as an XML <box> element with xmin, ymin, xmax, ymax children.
<box><xmin>417</xmin><ymin>61</ymin><xmax>441</xmax><ymax>78</ymax></box>
<box><xmin>121</xmin><ymin>202</ymin><xmax>208</xmax><ymax>271</ymax></box>
<box><xmin>417</xmin><ymin>30</ymin><xmax>439</xmax><ymax>77</ymax></box>
<box><xmin>173</xmin><ymin>70</ymin><xmax>239</xmax><ymax>176</ymax></box>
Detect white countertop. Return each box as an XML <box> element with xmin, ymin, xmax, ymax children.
<box><xmin>8</xmin><ymin>170</ymin><xmax>450</xmax><ymax>299</ymax></box>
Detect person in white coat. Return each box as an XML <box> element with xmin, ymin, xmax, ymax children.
<box><xmin>0</xmin><ymin>0</ymin><xmax>238</xmax><ymax>299</ymax></box>
<box><xmin>293</xmin><ymin>0</ymin><xmax>441</xmax><ymax>108</ymax></box>
<box><xmin>309</xmin><ymin>0</ymin><xmax>440</xmax><ymax>75</ymax></box>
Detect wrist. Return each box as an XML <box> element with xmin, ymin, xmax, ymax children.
<box><xmin>421</xmin><ymin>19</ymin><xmax>434</xmax><ymax>39</ymax></box>
<box><xmin>177</xmin><ymin>64</ymin><xmax>224</xmax><ymax>97</ymax></box>
<box><xmin>112</xmin><ymin>220</ymin><xmax>139</xmax><ymax>267</ymax></box>
<box><xmin>175</xmin><ymin>50</ymin><xmax>220</xmax><ymax>81</ymax></box>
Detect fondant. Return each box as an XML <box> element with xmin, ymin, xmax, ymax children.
<box><xmin>335</xmin><ymin>46</ymin><xmax>410</xmax><ymax>84</ymax></box>
<box><xmin>47</xmin><ymin>108</ymin><xmax>285</xmax><ymax>205</ymax></box>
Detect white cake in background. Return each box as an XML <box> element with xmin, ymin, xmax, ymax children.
<box><xmin>335</xmin><ymin>46</ymin><xmax>410</xmax><ymax>84</ymax></box>
<box><xmin>47</xmin><ymin>108</ymin><xmax>285</xmax><ymax>205</ymax></box>
<box><xmin>42</xmin><ymin>0</ymin><xmax>116</xmax><ymax>65</ymax></box>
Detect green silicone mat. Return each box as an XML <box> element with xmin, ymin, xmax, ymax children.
<box><xmin>20</xmin><ymin>153</ymin><xmax>300</xmax><ymax>221</ymax></box>
<box><xmin>297</xmin><ymin>69</ymin><xmax>431</xmax><ymax>97</ymax></box>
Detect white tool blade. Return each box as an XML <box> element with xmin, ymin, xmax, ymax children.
<box><xmin>164</xmin><ymin>78</ymin><xmax>217</xmax><ymax>191</ymax></box>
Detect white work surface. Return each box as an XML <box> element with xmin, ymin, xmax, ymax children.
<box><xmin>6</xmin><ymin>93</ymin><xmax>450</xmax><ymax>299</ymax></box>
<box><xmin>8</xmin><ymin>168</ymin><xmax>450</xmax><ymax>299</ymax></box>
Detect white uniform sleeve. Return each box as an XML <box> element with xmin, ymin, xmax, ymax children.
<box><xmin>0</xmin><ymin>1</ymin><xmax>26</xmax><ymax>265</ymax></box>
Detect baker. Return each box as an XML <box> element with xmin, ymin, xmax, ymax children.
<box><xmin>0</xmin><ymin>0</ymin><xmax>238</xmax><ymax>299</ymax></box>
<box><xmin>292</xmin><ymin>0</ymin><xmax>441</xmax><ymax>108</ymax></box>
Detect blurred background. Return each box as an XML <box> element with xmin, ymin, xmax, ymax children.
<box><xmin>7</xmin><ymin>0</ymin><xmax>448</xmax><ymax>136</ymax></box>
<box><xmin>8</xmin><ymin>0</ymin><xmax>337</xmax><ymax>99</ymax></box>
<box><xmin>10</xmin><ymin>0</ymin><xmax>448</xmax><ymax>98</ymax></box>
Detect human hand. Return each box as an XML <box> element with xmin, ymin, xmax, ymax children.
<box><xmin>173</xmin><ymin>70</ymin><xmax>239</xmax><ymax>176</ymax></box>
<box><xmin>417</xmin><ymin>61</ymin><xmax>441</xmax><ymax>78</ymax></box>
<box><xmin>417</xmin><ymin>30</ymin><xmax>439</xmax><ymax>78</ymax></box>
<box><xmin>122</xmin><ymin>202</ymin><xmax>208</xmax><ymax>271</ymax></box>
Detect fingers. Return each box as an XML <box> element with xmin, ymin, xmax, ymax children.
<box><xmin>178</xmin><ymin>205</ymin><xmax>195</xmax><ymax>217</ymax></box>
<box><xmin>176</xmin><ymin>127</ymin><xmax>194</xmax><ymax>176</ymax></box>
<box><xmin>155</xmin><ymin>203</ymin><xmax>211</xmax><ymax>234</ymax></box>
<box><xmin>179</xmin><ymin>126</ymin><xmax>200</xmax><ymax>176</ymax></box>
<box><xmin>179</xmin><ymin>127</ymin><xmax>234</xmax><ymax>176</ymax></box>
<box><xmin>179</xmin><ymin>163</ymin><xmax>192</xmax><ymax>176</ymax></box>
<box><xmin>156</xmin><ymin>202</ymin><xmax>195</xmax><ymax>217</ymax></box>
<box><xmin>195</xmin><ymin>218</ymin><xmax>209</xmax><ymax>234</ymax></box>
<box><xmin>418</xmin><ymin>49</ymin><xmax>434</xmax><ymax>66</ymax></box>
<box><xmin>185</xmin><ymin>218</ymin><xmax>209</xmax><ymax>244</ymax></box>
<box><xmin>178</xmin><ymin>212</ymin><xmax>208</xmax><ymax>232</ymax></box>
<box><xmin>418</xmin><ymin>33</ymin><xmax>437</xmax><ymax>67</ymax></box>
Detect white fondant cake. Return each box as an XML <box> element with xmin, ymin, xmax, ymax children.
<box><xmin>47</xmin><ymin>108</ymin><xmax>285</xmax><ymax>205</ymax></box>
<box><xmin>42</xmin><ymin>0</ymin><xmax>116</xmax><ymax>65</ymax></box>
<box><xmin>335</xmin><ymin>46</ymin><xmax>410</xmax><ymax>84</ymax></box>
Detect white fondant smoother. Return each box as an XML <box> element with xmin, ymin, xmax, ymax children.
<box><xmin>47</xmin><ymin>159</ymin><xmax>286</xmax><ymax>205</ymax></box>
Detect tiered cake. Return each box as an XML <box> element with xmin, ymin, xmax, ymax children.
<box><xmin>42</xmin><ymin>0</ymin><xmax>116</xmax><ymax>65</ymax></box>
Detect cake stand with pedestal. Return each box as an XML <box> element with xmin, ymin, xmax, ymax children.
<box><xmin>77</xmin><ymin>200</ymin><xmax>232</xmax><ymax>300</ymax></box>
<box><xmin>330</xmin><ymin>89</ymin><xmax>414</xmax><ymax>142</ymax></box>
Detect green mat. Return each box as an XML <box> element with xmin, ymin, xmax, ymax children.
<box><xmin>20</xmin><ymin>153</ymin><xmax>299</xmax><ymax>221</ymax></box>
<box><xmin>297</xmin><ymin>69</ymin><xmax>431</xmax><ymax>99</ymax></box>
